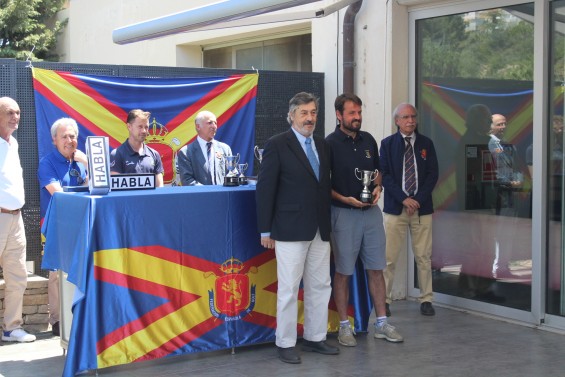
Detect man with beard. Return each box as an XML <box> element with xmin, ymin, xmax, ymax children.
<box><xmin>110</xmin><ymin>109</ymin><xmax>164</xmax><ymax>187</ymax></box>
<box><xmin>256</xmin><ymin>92</ymin><xmax>339</xmax><ymax>364</ymax></box>
<box><xmin>326</xmin><ymin>93</ymin><xmax>403</xmax><ymax>347</ymax></box>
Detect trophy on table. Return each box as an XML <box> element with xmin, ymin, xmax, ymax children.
<box><xmin>354</xmin><ymin>168</ymin><xmax>379</xmax><ymax>203</ymax></box>
<box><xmin>224</xmin><ymin>154</ymin><xmax>240</xmax><ymax>186</ymax></box>
<box><xmin>238</xmin><ymin>163</ymin><xmax>248</xmax><ymax>185</ymax></box>
<box><xmin>254</xmin><ymin>146</ymin><xmax>264</xmax><ymax>164</ymax></box>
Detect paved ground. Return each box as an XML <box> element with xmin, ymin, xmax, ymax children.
<box><xmin>2</xmin><ymin>300</ymin><xmax>565</xmax><ymax>377</ymax></box>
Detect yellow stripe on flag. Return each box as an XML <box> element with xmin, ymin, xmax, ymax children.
<box><xmin>167</xmin><ymin>74</ymin><xmax>259</xmax><ymax>142</ymax></box>
<box><xmin>33</xmin><ymin>68</ymin><xmax>129</xmax><ymax>142</ymax></box>
<box><xmin>95</xmin><ymin>248</ymin><xmax>215</xmax><ymax>365</ymax></box>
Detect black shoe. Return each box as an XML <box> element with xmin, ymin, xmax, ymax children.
<box><xmin>420</xmin><ymin>302</ymin><xmax>435</xmax><ymax>316</ymax></box>
<box><xmin>277</xmin><ymin>346</ymin><xmax>301</xmax><ymax>364</ymax></box>
<box><xmin>301</xmin><ymin>340</ymin><xmax>340</xmax><ymax>355</ymax></box>
<box><xmin>385</xmin><ymin>303</ymin><xmax>391</xmax><ymax>317</ymax></box>
<box><xmin>52</xmin><ymin>322</ymin><xmax>60</xmax><ymax>337</ymax></box>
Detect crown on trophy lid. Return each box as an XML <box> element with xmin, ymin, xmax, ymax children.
<box><xmin>220</xmin><ymin>257</ymin><xmax>244</xmax><ymax>274</ymax></box>
<box><xmin>145</xmin><ymin>118</ymin><xmax>169</xmax><ymax>143</ymax></box>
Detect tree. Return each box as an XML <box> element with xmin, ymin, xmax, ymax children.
<box><xmin>419</xmin><ymin>15</ymin><xmax>468</xmax><ymax>78</ymax></box>
<box><xmin>419</xmin><ymin>8</ymin><xmax>534</xmax><ymax>81</ymax></box>
<box><xmin>0</xmin><ymin>0</ymin><xmax>67</xmax><ymax>61</ymax></box>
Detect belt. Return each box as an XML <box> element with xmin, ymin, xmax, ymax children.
<box><xmin>353</xmin><ymin>205</ymin><xmax>372</xmax><ymax>211</ymax></box>
<box><xmin>0</xmin><ymin>208</ymin><xmax>21</xmax><ymax>215</ymax></box>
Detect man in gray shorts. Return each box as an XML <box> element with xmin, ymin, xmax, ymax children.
<box><xmin>326</xmin><ymin>93</ymin><xmax>403</xmax><ymax>347</ymax></box>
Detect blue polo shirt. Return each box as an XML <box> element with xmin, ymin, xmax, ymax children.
<box><xmin>326</xmin><ymin>126</ymin><xmax>380</xmax><ymax>208</ymax></box>
<box><xmin>38</xmin><ymin>150</ymin><xmax>88</xmax><ymax>219</ymax></box>
<box><xmin>110</xmin><ymin>140</ymin><xmax>164</xmax><ymax>175</ymax></box>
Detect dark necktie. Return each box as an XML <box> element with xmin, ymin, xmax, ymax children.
<box><xmin>207</xmin><ymin>142</ymin><xmax>215</xmax><ymax>184</ymax></box>
<box><xmin>305</xmin><ymin>138</ymin><xmax>319</xmax><ymax>180</ymax></box>
<box><xmin>404</xmin><ymin>136</ymin><xmax>416</xmax><ymax>196</ymax></box>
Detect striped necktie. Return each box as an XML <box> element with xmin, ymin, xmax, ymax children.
<box><xmin>207</xmin><ymin>142</ymin><xmax>215</xmax><ymax>184</ymax></box>
<box><xmin>404</xmin><ymin>136</ymin><xmax>416</xmax><ymax>196</ymax></box>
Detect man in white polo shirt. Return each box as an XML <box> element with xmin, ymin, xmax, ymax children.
<box><xmin>0</xmin><ymin>97</ymin><xmax>36</xmax><ymax>343</ymax></box>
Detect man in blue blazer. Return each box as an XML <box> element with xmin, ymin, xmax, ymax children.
<box><xmin>256</xmin><ymin>92</ymin><xmax>339</xmax><ymax>364</ymax></box>
<box><xmin>177</xmin><ymin>110</ymin><xmax>232</xmax><ymax>185</ymax></box>
<box><xmin>380</xmin><ymin>103</ymin><xmax>438</xmax><ymax>316</ymax></box>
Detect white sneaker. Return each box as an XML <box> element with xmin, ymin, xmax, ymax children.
<box><xmin>374</xmin><ymin>323</ymin><xmax>404</xmax><ymax>343</ymax></box>
<box><xmin>338</xmin><ymin>325</ymin><xmax>357</xmax><ymax>347</ymax></box>
<box><xmin>2</xmin><ymin>328</ymin><xmax>36</xmax><ymax>342</ymax></box>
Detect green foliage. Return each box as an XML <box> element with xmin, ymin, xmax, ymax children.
<box><xmin>0</xmin><ymin>0</ymin><xmax>67</xmax><ymax>61</ymax></box>
<box><xmin>420</xmin><ymin>8</ymin><xmax>534</xmax><ymax>81</ymax></box>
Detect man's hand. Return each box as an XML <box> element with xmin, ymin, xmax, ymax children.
<box><xmin>371</xmin><ymin>186</ymin><xmax>382</xmax><ymax>205</ymax></box>
<box><xmin>345</xmin><ymin>196</ymin><xmax>370</xmax><ymax>209</ymax></box>
<box><xmin>402</xmin><ymin>197</ymin><xmax>420</xmax><ymax>216</ymax></box>
<box><xmin>73</xmin><ymin>150</ymin><xmax>88</xmax><ymax>167</ymax></box>
<box><xmin>261</xmin><ymin>236</ymin><xmax>275</xmax><ymax>249</ymax></box>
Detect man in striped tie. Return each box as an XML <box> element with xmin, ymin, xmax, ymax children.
<box><xmin>379</xmin><ymin>103</ymin><xmax>439</xmax><ymax>317</ymax></box>
<box><xmin>177</xmin><ymin>111</ymin><xmax>233</xmax><ymax>186</ymax></box>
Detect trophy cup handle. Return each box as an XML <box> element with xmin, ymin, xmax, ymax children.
<box><xmin>254</xmin><ymin>146</ymin><xmax>264</xmax><ymax>162</ymax></box>
<box><xmin>354</xmin><ymin>168</ymin><xmax>363</xmax><ymax>181</ymax></box>
<box><xmin>234</xmin><ymin>153</ymin><xmax>240</xmax><ymax>165</ymax></box>
<box><xmin>371</xmin><ymin>169</ymin><xmax>379</xmax><ymax>182</ymax></box>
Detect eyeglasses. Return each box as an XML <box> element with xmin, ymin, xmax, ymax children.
<box><xmin>398</xmin><ymin>115</ymin><xmax>417</xmax><ymax>120</ymax></box>
<box><xmin>69</xmin><ymin>169</ymin><xmax>84</xmax><ymax>185</ymax></box>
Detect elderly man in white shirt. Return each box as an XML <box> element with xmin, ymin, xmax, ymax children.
<box><xmin>0</xmin><ymin>97</ymin><xmax>36</xmax><ymax>343</ymax></box>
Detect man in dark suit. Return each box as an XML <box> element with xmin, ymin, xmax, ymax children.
<box><xmin>177</xmin><ymin>110</ymin><xmax>232</xmax><ymax>185</ymax></box>
<box><xmin>256</xmin><ymin>92</ymin><xmax>339</xmax><ymax>364</ymax></box>
<box><xmin>380</xmin><ymin>103</ymin><xmax>438</xmax><ymax>317</ymax></box>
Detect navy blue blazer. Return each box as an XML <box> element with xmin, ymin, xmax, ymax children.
<box><xmin>380</xmin><ymin>130</ymin><xmax>438</xmax><ymax>216</ymax></box>
<box><xmin>256</xmin><ymin>129</ymin><xmax>331</xmax><ymax>242</ymax></box>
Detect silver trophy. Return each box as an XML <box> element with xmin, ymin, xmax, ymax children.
<box><xmin>355</xmin><ymin>168</ymin><xmax>379</xmax><ymax>203</ymax></box>
<box><xmin>238</xmin><ymin>163</ymin><xmax>248</xmax><ymax>185</ymax></box>
<box><xmin>254</xmin><ymin>146</ymin><xmax>264</xmax><ymax>164</ymax></box>
<box><xmin>224</xmin><ymin>153</ymin><xmax>240</xmax><ymax>186</ymax></box>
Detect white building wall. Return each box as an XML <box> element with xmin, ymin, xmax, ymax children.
<box><xmin>60</xmin><ymin>0</ymin><xmax>412</xmax><ymax>299</ymax></box>
<box><xmin>61</xmin><ymin>1</ymin><xmax>409</xmax><ymax>138</ymax></box>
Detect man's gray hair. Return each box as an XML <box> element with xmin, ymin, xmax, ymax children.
<box><xmin>50</xmin><ymin>118</ymin><xmax>79</xmax><ymax>139</ymax></box>
<box><xmin>287</xmin><ymin>92</ymin><xmax>319</xmax><ymax>125</ymax></box>
<box><xmin>392</xmin><ymin>103</ymin><xmax>417</xmax><ymax>120</ymax></box>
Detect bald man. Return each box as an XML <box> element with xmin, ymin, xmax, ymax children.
<box><xmin>0</xmin><ymin>97</ymin><xmax>36</xmax><ymax>342</ymax></box>
<box><xmin>176</xmin><ymin>111</ymin><xmax>233</xmax><ymax>186</ymax></box>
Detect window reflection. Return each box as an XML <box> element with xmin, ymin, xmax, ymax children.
<box><xmin>547</xmin><ymin>1</ymin><xmax>565</xmax><ymax>316</ymax></box>
<box><xmin>416</xmin><ymin>7</ymin><xmax>533</xmax><ymax>311</ymax></box>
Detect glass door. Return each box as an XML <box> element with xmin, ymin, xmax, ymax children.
<box><xmin>415</xmin><ymin>5</ymin><xmax>534</xmax><ymax>311</ymax></box>
<box><xmin>547</xmin><ymin>0</ymin><xmax>565</xmax><ymax>317</ymax></box>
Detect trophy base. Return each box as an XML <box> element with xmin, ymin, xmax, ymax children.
<box><xmin>224</xmin><ymin>176</ymin><xmax>240</xmax><ymax>187</ymax></box>
<box><xmin>238</xmin><ymin>176</ymin><xmax>248</xmax><ymax>185</ymax></box>
<box><xmin>360</xmin><ymin>193</ymin><xmax>373</xmax><ymax>203</ymax></box>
